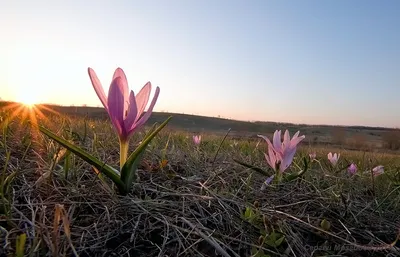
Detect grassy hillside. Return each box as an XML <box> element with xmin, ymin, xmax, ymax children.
<box><xmin>1</xmin><ymin>101</ymin><xmax>398</xmax><ymax>149</ymax></box>
<box><xmin>1</xmin><ymin>101</ymin><xmax>400</xmax><ymax>256</ymax></box>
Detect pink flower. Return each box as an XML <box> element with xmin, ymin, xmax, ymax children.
<box><xmin>88</xmin><ymin>67</ymin><xmax>160</xmax><ymax>142</ymax></box>
<box><xmin>258</xmin><ymin>130</ymin><xmax>305</xmax><ymax>173</ymax></box>
<box><xmin>348</xmin><ymin>163</ymin><xmax>357</xmax><ymax>175</ymax></box>
<box><xmin>309</xmin><ymin>152</ymin><xmax>316</xmax><ymax>159</ymax></box>
<box><xmin>193</xmin><ymin>135</ymin><xmax>201</xmax><ymax>145</ymax></box>
<box><xmin>327</xmin><ymin>152</ymin><xmax>340</xmax><ymax>166</ymax></box>
<box><xmin>372</xmin><ymin>165</ymin><xmax>384</xmax><ymax>176</ymax></box>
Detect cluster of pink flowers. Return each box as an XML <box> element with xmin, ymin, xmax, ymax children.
<box><xmin>89</xmin><ymin>67</ymin><xmax>386</xmax><ymax>191</ymax></box>
<box><xmin>311</xmin><ymin>151</ymin><xmax>384</xmax><ymax>177</ymax></box>
<box><xmin>41</xmin><ymin>66</ymin><xmax>390</xmax><ymax>197</ymax></box>
<box><xmin>349</xmin><ymin>164</ymin><xmax>384</xmax><ymax>177</ymax></box>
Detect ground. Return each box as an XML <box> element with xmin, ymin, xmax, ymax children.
<box><xmin>0</xmin><ymin>102</ymin><xmax>399</xmax><ymax>257</ymax></box>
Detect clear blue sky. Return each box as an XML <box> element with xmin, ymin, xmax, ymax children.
<box><xmin>1</xmin><ymin>0</ymin><xmax>399</xmax><ymax>127</ymax></box>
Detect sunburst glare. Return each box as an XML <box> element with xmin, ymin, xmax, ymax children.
<box><xmin>16</xmin><ymin>91</ymin><xmax>39</xmax><ymax>108</ymax></box>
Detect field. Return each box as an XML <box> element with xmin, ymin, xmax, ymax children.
<box><xmin>1</xmin><ymin>101</ymin><xmax>400</xmax><ymax>257</ymax></box>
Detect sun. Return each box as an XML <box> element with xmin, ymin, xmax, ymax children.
<box><xmin>17</xmin><ymin>92</ymin><xmax>39</xmax><ymax>108</ymax></box>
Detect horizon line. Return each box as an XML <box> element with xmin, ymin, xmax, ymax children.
<box><xmin>1</xmin><ymin>100</ymin><xmax>397</xmax><ymax>130</ymax></box>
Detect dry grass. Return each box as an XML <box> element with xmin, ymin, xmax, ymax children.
<box><xmin>1</xmin><ymin>108</ymin><xmax>400</xmax><ymax>257</ymax></box>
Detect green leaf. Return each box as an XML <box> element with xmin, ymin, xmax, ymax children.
<box><xmin>274</xmin><ymin>234</ymin><xmax>285</xmax><ymax>247</ymax></box>
<box><xmin>1</xmin><ymin>151</ymin><xmax>16</xmax><ymax>198</ymax></box>
<box><xmin>120</xmin><ymin>116</ymin><xmax>172</xmax><ymax>194</ymax></box>
<box><xmin>283</xmin><ymin>156</ymin><xmax>310</xmax><ymax>182</ymax></box>
<box><xmin>2</xmin><ymin>171</ymin><xmax>17</xmax><ymax>197</ymax></box>
<box><xmin>39</xmin><ymin>125</ymin><xmax>125</xmax><ymax>191</ymax></box>
<box><xmin>244</xmin><ymin>207</ymin><xmax>253</xmax><ymax>219</ymax></box>
<box><xmin>144</xmin><ymin>122</ymin><xmax>160</xmax><ymax>141</ymax></box>
<box><xmin>233</xmin><ymin>159</ymin><xmax>269</xmax><ymax>176</ymax></box>
<box><xmin>250</xmin><ymin>246</ymin><xmax>259</xmax><ymax>255</ymax></box>
<box><xmin>265</xmin><ymin>231</ymin><xmax>285</xmax><ymax>247</ymax></box>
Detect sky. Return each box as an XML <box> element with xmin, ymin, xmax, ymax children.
<box><xmin>1</xmin><ymin>0</ymin><xmax>399</xmax><ymax>128</ymax></box>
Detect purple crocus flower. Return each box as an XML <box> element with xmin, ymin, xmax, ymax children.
<box><xmin>193</xmin><ymin>135</ymin><xmax>201</xmax><ymax>145</ymax></box>
<box><xmin>88</xmin><ymin>67</ymin><xmax>160</xmax><ymax>168</ymax></box>
<box><xmin>258</xmin><ymin>130</ymin><xmax>305</xmax><ymax>173</ymax></box>
<box><xmin>372</xmin><ymin>165</ymin><xmax>384</xmax><ymax>176</ymax></box>
<box><xmin>328</xmin><ymin>152</ymin><xmax>340</xmax><ymax>166</ymax></box>
<box><xmin>348</xmin><ymin>163</ymin><xmax>357</xmax><ymax>175</ymax></box>
<box><xmin>88</xmin><ymin>67</ymin><xmax>160</xmax><ymax>142</ymax></box>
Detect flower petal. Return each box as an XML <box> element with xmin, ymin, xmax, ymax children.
<box><xmin>261</xmin><ymin>175</ymin><xmax>275</xmax><ymax>190</ymax></box>
<box><xmin>265</xmin><ymin>175</ymin><xmax>275</xmax><ymax>185</ymax></box>
<box><xmin>283</xmin><ymin>130</ymin><xmax>291</xmax><ymax>148</ymax></box>
<box><xmin>292</xmin><ymin>131</ymin><xmax>300</xmax><ymax>139</ymax></box>
<box><xmin>112</xmin><ymin>68</ymin><xmax>129</xmax><ymax>114</ymax></box>
<box><xmin>130</xmin><ymin>86</ymin><xmax>160</xmax><ymax>131</ymax></box>
<box><xmin>135</xmin><ymin>82</ymin><xmax>152</xmax><ymax>122</ymax></box>
<box><xmin>264</xmin><ymin>153</ymin><xmax>273</xmax><ymax>169</ymax></box>
<box><xmin>268</xmin><ymin>147</ymin><xmax>277</xmax><ymax>170</ymax></box>
<box><xmin>108</xmin><ymin>77</ymin><xmax>126</xmax><ymax>139</ymax></box>
<box><xmin>281</xmin><ymin>146</ymin><xmax>297</xmax><ymax>171</ymax></box>
<box><xmin>88</xmin><ymin>68</ymin><xmax>108</xmax><ymax>110</ymax></box>
<box><xmin>273</xmin><ymin>130</ymin><xmax>282</xmax><ymax>152</ymax></box>
<box><xmin>124</xmin><ymin>90</ymin><xmax>138</xmax><ymax>134</ymax></box>
<box><xmin>289</xmin><ymin>135</ymin><xmax>305</xmax><ymax>147</ymax></box>
<box><xmin>258</xmin><ymin>135</ymin><xmax>274</xmax><ymax>149</ymax></box>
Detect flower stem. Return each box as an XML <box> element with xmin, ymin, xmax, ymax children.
<box><xmin>276</xmin><ymin>171</ymin><xmax>283</xmax><ymax>183</ymax></box>
<box><xmin>119</xmin><ymin>139</ymin><xmax>129</xmax><ymax>170</ymax></box>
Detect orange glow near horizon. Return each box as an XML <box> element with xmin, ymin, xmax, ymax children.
<box><xmin>15</xmin><ymin>89</ymin><xmax>41</xmax><ymax>107</ymax></box>
<box><xmin>0</xmin><ymin>102</ymin><xmax>68</xmax><ymax>156</ymax></box>
<box><xmin>1</xmin><ymin>102</ymin><xmax>61</xmax><ymax>131</ymax></box>
<box><xmin>4</xmin><ymin>103</ymin><xmax>41</xmax><ymax>126</ymax></box>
